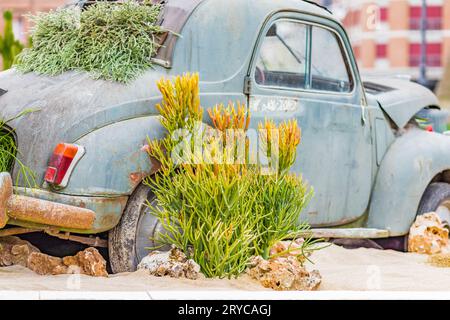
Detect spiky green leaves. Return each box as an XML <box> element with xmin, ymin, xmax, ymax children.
<box><xmin>0</xmin><ymin>109</ymin><xmax>37</xmax><ymax>188</ymax></box>
<box><xmin>15</xmin><ymin>1</ymin><xmax>164</xmax><ymax>83</ymax></box>
<box><xmin>145</xmin><ymin>74</ymin><xmax>315</xmax><ymax>278</ymax></box>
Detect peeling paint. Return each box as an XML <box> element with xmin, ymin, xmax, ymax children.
<box><xmin>129</xmin><ymin>172</ymin><xmax>148</xmax><ymax>187</ymax></box>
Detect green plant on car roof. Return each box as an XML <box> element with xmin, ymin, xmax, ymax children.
<box><xmin>144</xmin><ymin>73</ymin><xmax>316</xmax><ymax>278</ymax></box>
<box><xmin>15</xmin><ymin>0</ymin><xmax>164</xmax><ymax>83</ymax></box>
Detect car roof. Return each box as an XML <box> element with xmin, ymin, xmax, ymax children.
<box><xmin>156</xmin><ymin>0</ymin><xmax>335</xmax><ymax>66</ymax></box>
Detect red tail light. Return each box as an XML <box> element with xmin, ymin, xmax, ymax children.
<box><xmin>44</xmin><ymin>143</ymin><xmax>85</xmax><ymax>187</ymax></box>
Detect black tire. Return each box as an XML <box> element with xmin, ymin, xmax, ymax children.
<box><xmin>417</xmin><ymin>182</ymin><xmax>450</xmax><ymax>226</ymax></box>
<box><xmin>108</xmin><ymin>183</ymin><xmax>167</xmax><ymax>273</ymax></box>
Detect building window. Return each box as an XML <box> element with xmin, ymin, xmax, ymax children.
<box><xmin>409</xmin><ymin>6</ymin><xmax>442</xmax><ymax>30</ymax></box>
<box><xmin>12</xmin><ymin>16</ymin><xmax>25</xmax><ymax>42</ymax></box>
<box><xmin>352</xmin><ymin>10</ymin><xmax>360</xmax><ymax>26</ymax></box>
<box><xmin>409</xmin><ymin>43</ymin><xmax>442</xmax><ymax>67</ymax></box>
<box><xmin>376</xmin><ymin>44</ymin><xmax>387</xmax><ymax>59</ymax></box>
<box><xmin>344</xmin><ymin>9</ymin><xmax>360</xmax><ymax>27</ymax></box>
<box><xmin>353</xmin><ymin>45</ymin><xmax>360</xmax><ymax>60</ymax></box>
<box><xmin>379</xmin><ymin>7</ymin><xmax>388</xmax><ymax>22</ymax></box>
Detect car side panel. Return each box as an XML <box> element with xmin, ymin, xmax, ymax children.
<box><xmin>58</xmin><ymin>92</ymin><xmax>246</xmax><ymax>197</ymax></box>
<box><xmin>245</xmin><ymin>11</ymin><xmax>375</xmax><ymax>226</ymax></box>
<box><xmin>67</xmin><ymin>116</ymin><xmax>163</xmax><ymax>196</ymax></box>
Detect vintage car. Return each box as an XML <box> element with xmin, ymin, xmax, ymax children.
<box><xmin>0</xmin><ymin>0</ymin><xmax>449</xmax><ymax>273</ymax></box>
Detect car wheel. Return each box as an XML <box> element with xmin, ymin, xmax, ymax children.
<box><xmin>375</xmin><ymin>182</ymin><xmax>450</xmax><ymax>252</ymax></box>
<box><xmin>417</xmin><ymin>182</ymin><xmax>450</xmax><ymax>228</ymax></box>
<box><xmin>108</xmin><ymin>183</ymin><xmax>169</xmax><ymax>273</ymax></box>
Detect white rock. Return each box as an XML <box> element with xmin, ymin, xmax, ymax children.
<box><xmin>138</xmin><ymin>245</ymin><xmax>200</xmax><ymax>280</ymax></box>
<box><xmin>408</xmin><ymin>212</ymin><xmax>449</xmax><ymax>254</ymax></box>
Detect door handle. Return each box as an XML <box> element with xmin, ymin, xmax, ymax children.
<box><xmin>361</xmin><ymin>98</ymin><xmax>367</xmax><ymax>125</ymax></box>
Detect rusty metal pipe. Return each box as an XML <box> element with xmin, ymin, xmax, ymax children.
<box><xmin>0</xmin><ymin>173</ymin><xmax>95</xmax><ymax>230</ymax></box>
<box><xmin>45</xmin><ymin>230</ymin><xmax>108</xmax><ymax>247</ymax></box>
<box><xmin>0</xmin><ymin>227</ymin><xmax>40</xmax><ymax>237</ymax></box>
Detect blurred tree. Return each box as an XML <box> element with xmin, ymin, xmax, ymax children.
<box><xmin>437</xmin><ymin>56</ymin><xmax>450</xmax><ymax>107</ymax></box>
<box><xmin>0</xmin><ymin>11</ymin><xmax>24</xmax><ymax>70</ymax></box>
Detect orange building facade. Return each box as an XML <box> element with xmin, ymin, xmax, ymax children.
<box><xmin>0</xmin><ymin>0</ymin><xmax>67</xmax><ymax>68</ymax></box>
<box><xmin>327</xmin><ymin>0</ymin><xmax>450</xmax><ymax>83</ymax></box>
<box><xmin>0</xmin><ymin>0</ymin><xmax>67</xmax><ymax>42</ymax></box>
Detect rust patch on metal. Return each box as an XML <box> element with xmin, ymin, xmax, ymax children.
<box><xmin>129</xmin><ymin>172</ymin><xmax>148</xmax><ymax>186</ymax></box>
<box><xmin>76</xmin><ymin>201</ymin><xmax>87</xmax><ymax>209</ymax></box>
<box><xmin>0</xmin><ymin>173</ymin><xmax>12</xmax><ymax>228</ymax></box>
<box><xmin>98</xmin><ymin>213</ymin><xmax>121</xmax><ymax>229</ymax></box>
<box><xmin>45</xmin><ymin>230</ymin><xmax>108</xmax><ymax>248</ymax></box>
<box><xmin>0</xmin><ymin>227</ymin><xmax>40</xmax><ymax>237</ymax></box>
<box><xmin>2</xmin><ymin>177</ymin><xmax>129</xmax><ymax>233</ymax></box>
<box><xmin>144</xmin><ymin>142</ymin><xmax>165</xmax><ymax>175</ymax></box>
<box><xmin>7</xmin><ymin>195</ymin><xmax>95</xmax><ymax>230</ymax></box>
<box><xmin>149</xmin><ymin>156</ymin><xmax>162</xmax><ymax>174</ymax></box>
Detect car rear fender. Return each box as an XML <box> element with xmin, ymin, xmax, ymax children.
<box><xmin>60</xmin><ymin>114</ymin><xmax>166</xmax><ymax>197</ymax></box>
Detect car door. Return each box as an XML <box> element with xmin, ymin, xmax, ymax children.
<box><xmin>246</xmin><ymin>13</ymin><xmax>373</xmax><ymax>227</ymax></box>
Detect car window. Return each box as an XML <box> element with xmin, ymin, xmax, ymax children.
<box><xmin>310</xmin><ymin>26</ymin><xmax>353</xmax><ymax>93</ymax></box>
<box><xmin>255</xmin><ymin>21</ymin><xmax>308</xmax><ymax>89</ymax></box>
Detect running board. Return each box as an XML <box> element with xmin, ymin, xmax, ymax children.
<box><xmin>299</xmin><ymin>228</ymin><xmax>390</xmax><ymax>239</ymax></box>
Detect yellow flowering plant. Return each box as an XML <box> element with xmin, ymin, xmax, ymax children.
<box><xmin>144</xmin><ymin>73</ymin><xmax>315</xmax><ymax>278</ymax></box>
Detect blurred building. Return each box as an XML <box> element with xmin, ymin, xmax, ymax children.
<box><xmin>0</xmin><ymin>0</ymin><xmax>67</xmax><ymax>43</ymax></box>
<box><xmin>322</xmin><ymin>0</ymin><xmax>450</xmax><ymax>85</ymax></box>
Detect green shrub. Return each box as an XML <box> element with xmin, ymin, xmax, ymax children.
<box><xmin>15</xmin><ymin>1</ymin><xmax>164</xmax><ymax>83</ymax></box>
<box><xmin>0</xmin><ymin>11</ymin><xmax>24</xmax><ymax>70</ymax></box>
<box><xmin>145</xmin><ymin>73</ymin><xmax>314</xmax><ymax>278</ymax></box>
<box><xmin>0</xmin><ymin>110</ymin><xmax>36</xmax><ymax>187</ymax></box>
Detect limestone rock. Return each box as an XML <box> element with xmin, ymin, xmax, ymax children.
<box><xmin>269</xmin><ymin>239</ymin><xmax>306</xmax><ymax>261</ymax></box>
<box><xmin>27</xmin><ymin>252</ymin><xmax>68</xmax><ymax>275</ymax></box>
<box><xmin>0</xmin><ymin>237</ymin><xmax>107</xmax><ymax>277</ymax></box>
<box><xmin>408</xmin><ymin>212</ymin><xmax>449</xmax><ymax>254</ymax></box>
<box><xmin>27</xmin><ymin>247</ymin><xmax>108</xmax><ymax>277</ymax></box>
<box><xmin>62</xmin><ymin>247</ymin><xmax>108</xmax><ymax>277</ymax></box>
<box><xmin>138</xmin><ymin>245</ymin><xmax>200</xmax><ymax>280</ymax></box>
<box><xmin>247</xmin><ymin>255</ymin><xmax>321</xmax><ymax>291</ymax></box>
<box><xmin>0</xmin><ymin>236</ymin><xmax>40</xmax><ymax>267</ymax></box>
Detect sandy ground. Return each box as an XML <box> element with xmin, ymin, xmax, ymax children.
<box><xmin>0</xmin><ymin>244</ymin><xmax>449</xmax><ymax>292</ymax></box>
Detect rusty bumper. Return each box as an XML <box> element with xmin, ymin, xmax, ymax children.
<box><xmin>0</xmin><ymin>173</ymin><xmax>128</xmax><ymax>233</ymax></box>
